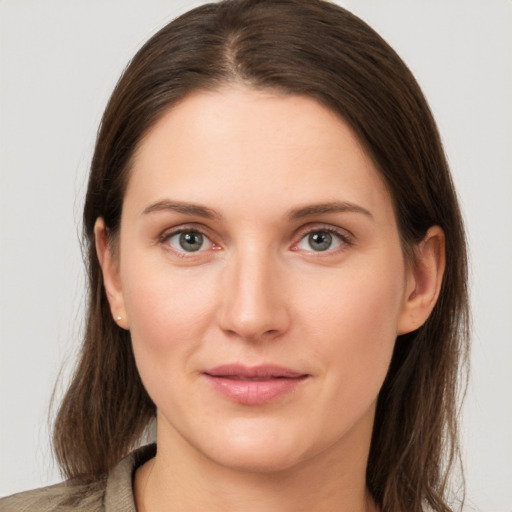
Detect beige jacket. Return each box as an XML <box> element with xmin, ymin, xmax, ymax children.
<box><xmin>0</xmin><ymin>444</ymin><xmax>156</xmax><ymax>512</ymax></box>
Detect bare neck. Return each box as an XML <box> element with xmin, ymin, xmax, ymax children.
<box><xmin>134</xmin><ymin>421</ymin><xmax>378</xmax><ymax>512</ymax></box>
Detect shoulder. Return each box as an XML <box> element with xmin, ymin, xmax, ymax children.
<box><xmin>0</xmin><ymin>444</ymin><xmax>156</xmax><ymax>512</ymax></box>
<box><xmin>0</xmin><ymin>477</ymin><xmax>107</xmax><ymax>511</ymax></box>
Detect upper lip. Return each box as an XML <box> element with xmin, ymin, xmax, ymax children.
<box><xmin>204</xmin><ymin>364</ymin><xmax>307</xmax><ymax>379</ymax></box>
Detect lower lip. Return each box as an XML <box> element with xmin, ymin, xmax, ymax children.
<box><xmin>203</xmin><ymin>375</ymin><xmax>308</xmax><ymax>405</ymax></box>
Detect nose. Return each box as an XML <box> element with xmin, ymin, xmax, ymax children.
<box><xmin>217</xmin><ymin>249</ymin><xmax>290</xmax><ymax>342</ymax></box>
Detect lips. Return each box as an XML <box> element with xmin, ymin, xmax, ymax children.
<box><xmin>203</xmin><ymin>364</ymin><xmax>309</xmax><ymax>405</ymax></box>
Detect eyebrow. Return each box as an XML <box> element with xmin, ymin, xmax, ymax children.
<box><xmin>142</xmin><ymin>200</ymin><xmax>220</xmax><ymax>219</ymax></box>
<box><xmin>142</xmin><ymin>199</ymin><xmax>373</xmax><ymax>221</ymax></box>
<box><xmin>287</xmin><ymin>201</ymin><xmax>373</xmax><ymax>220</ymax></box>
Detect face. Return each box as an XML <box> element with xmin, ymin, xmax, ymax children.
<box><xmin>101</xmin><ymin>87</ymin><xmax>421</xmax><ymax>473</ymax></box>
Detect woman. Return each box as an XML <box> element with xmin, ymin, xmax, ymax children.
<box><xmin>1</xmin><ymin>0</ymin><xmax>469</xmax><ymax>510</ymax></box>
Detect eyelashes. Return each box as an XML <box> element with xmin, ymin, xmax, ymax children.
<box><xmin>166</xmin><ymin>231</ymin><xmax>213</xmax><ymax>253</ymax></box>
<box><xmin>157</xmin><ymin>225</ymin><xmax>220</xmax><ymax>258</ymax></box>
<box><xmin>158</xmin><ymin>223</ymin><xmax>353</xmax><ymax>258</ymax></box>
<box><xmin>291</xmin><ymin>227</ymin><xmax>351</xmax><ymax>253</ymax></box>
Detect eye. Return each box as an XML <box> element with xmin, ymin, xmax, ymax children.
<box><xmin>166</xmin><ymin>230</ymin><xmax>213</xmax><ymax>253</ymax></box>
<box><xmin>295</xmin><ymin>229</ymin><xmax>346</xmax><ymax>252</ymax></box>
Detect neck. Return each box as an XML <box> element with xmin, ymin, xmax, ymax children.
<box><xmin>135</xmin><ymin>422</ymin><xmax>378</xmax><ymax>512</ymax></box>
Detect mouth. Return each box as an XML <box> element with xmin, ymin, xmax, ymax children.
<box><xmin>202</xmin><ymin>364</ymin><xmax>309</xmax><ymax>405</ymax></box>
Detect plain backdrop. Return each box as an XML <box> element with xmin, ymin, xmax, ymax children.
<box><xmin>1</xmin><ymin>1</ymin><xmax>511</xmax><ymax>510</ymax></box>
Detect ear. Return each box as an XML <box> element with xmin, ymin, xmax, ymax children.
<box><xmin>94</xmin><ymin>218</ymin><xmax>129</xmax><ymax>330</ymax></box>
<box><xmin>398</xmin><ymin>226</ymin><xmax>446</xmax><ymax>335</ymax></box>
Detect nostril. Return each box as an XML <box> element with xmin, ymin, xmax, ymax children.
<box><xmin>223</xmin><ymin>327</ymin><xmax>282</xmax><ymax>342</ymax></box>
<box><xmin>217</xmin><ymin>270</ymin><xmax>290</xmax><ymax>341</ymax></box>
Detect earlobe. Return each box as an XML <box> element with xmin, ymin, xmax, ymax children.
<box><xmin>94</xmin><ymin>218</ymin><xmax>130</xmax><ymax>330</ymax></box>
<box><xmin>398</xmin><ymin>226</ymin><xmax>446</xmax><ymax>335</ymax></box>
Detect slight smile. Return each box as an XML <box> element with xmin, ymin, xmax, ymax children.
<box><xmin>203</xmin><ymin>364</ymin><xmax>310</xmax><ymax>405</ymax></box>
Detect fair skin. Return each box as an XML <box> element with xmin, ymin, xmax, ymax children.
<box><xmin>95</xmin><ymin>86</ymin><xmax>445</xmax><ymax>512</ymax></box>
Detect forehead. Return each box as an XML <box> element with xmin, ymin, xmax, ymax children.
<box><xmin>126</xmin><ymin>86</ymin><xmax>393</xmax><ymax>222</ymax></box>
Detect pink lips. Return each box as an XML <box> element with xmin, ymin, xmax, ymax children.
<box><xmin>203</xmin><ymin>364</ymin><xmax>309</xmax><ymax>405</ymax></box>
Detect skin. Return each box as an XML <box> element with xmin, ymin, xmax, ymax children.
<box><xmin>96</xmin><ymin>86</ymin><xmax>445</xmax><ymax>512</ymax></box>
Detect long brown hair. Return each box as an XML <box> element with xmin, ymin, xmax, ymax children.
<box><xmin>53</xmin><ymin>1</ymin><xmax>469</xmax><ymax>510</ymax></box>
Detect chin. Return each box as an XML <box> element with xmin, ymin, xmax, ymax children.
<box><xmin>209</xmin><ymin>444</ymin><xmax>307</xmax><ymax>474</ymax></box>
<box><xmin>195</xmin><ymin>418</ymin><xmax>315</xmax><ymax>474</ymax></box>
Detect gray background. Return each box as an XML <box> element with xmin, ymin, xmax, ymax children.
<box><xmin>1</xmin><ymin>1</ymin><xmax>511</xmax><ymax>510</ymax></box>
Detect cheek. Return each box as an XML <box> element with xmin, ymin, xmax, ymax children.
<box><xmin>300</xmin><ymin>254</ymin><xmax>405</xmax><ymax>400</ymax></box>
<box><xmin>121</xmin><ymin>262</ymin><xmax>217</xmax><ymax>376</ymax></box>
<box><xmin>121</xmin><ymin>265</ymin><xmax>223</xmax><ymax>422</ymax></box>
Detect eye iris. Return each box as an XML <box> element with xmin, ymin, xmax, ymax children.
<box><xmin>179</xmin><ymin>232</ymin><xmax>203</xmax><ymax>252</ymax></box>
<box><xmin>308</xmin><ymin>231</ymin><xmax>332</xmax><ymax>251</ymax></box>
